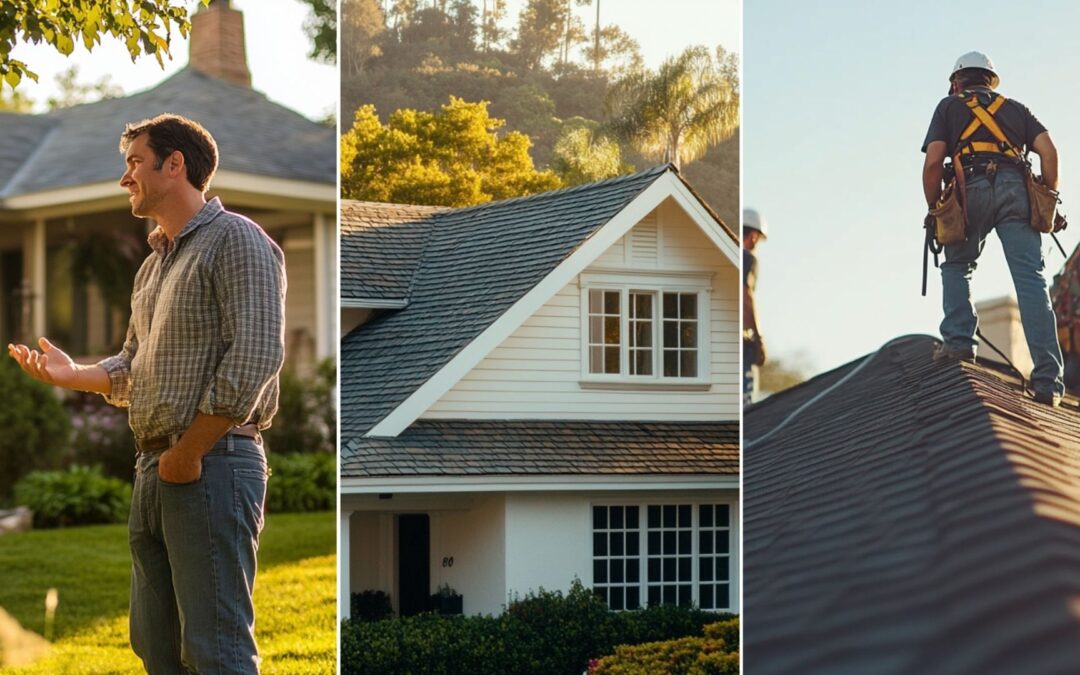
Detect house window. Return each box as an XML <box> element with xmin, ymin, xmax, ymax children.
<box><xmin>588</xmin><ymin>289</ymin><xmax>621</xmax><ymax>374</ymax></box>
<box><xmin>585</xmin><ymin>287</ymin><xmax>702</xmax><ymax>379</ymax></box>
<box><xmin>592</xmin><ymin>502</ymin><xmax>732</xmax><ymax>611</ymax></box>
<box><xmin>592</xmin><ymin>505</ymin><xmax>641</xmax><ymax>611</ymax></box>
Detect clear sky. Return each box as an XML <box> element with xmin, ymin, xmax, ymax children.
<box><xmin>743</xmin><ymin>0</ymin><xmax>1080</xmax><ymax>379</ymax></box>
<box><xmin>500</xmin><ymin>0</ymin><xmax>740</xmax><ymax>66</ymax></box>
<box><xmin>8</xmin><ymin>0</ymin><xmax>337</xmax><ymax>121</ymax></box>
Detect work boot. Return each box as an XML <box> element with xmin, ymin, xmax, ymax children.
<box><xmin>933</xmin><ymin>343</ymin><xmax>975</xmax><ymax>363</ymax></box>
<box><xmin>1032</xmin><ymin>390</ymin><xmax>1062</xmax><ymax>407</ymax></box>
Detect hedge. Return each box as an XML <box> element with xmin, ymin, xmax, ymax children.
<box><xmin>341</xmin><ymin>580</ymin><xmax>732</xmax><ymax>675</ymax></box>
<box><xmin>13</xmin><ymin>466</ymin><xmax>131</xmax><ymax>528</ymax></box>
<box><xmin>590</xmin><ymin>619</ymin><xmax>740</xmax><ymax>674</ymax></box>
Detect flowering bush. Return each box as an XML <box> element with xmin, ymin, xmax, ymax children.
<box><xmin>589</xmin><ymin>619</ymin><xmax>740</xmax><ymax>674</ymax></box>
<box><xmin>66</xmin><ymin>394</ymin><xmax>136</xmax><ymax>482</ymax></box>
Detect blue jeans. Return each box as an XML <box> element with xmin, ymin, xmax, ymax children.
<box><xmin>940</xmin><ymin>168</ymin><xmax>1064</xmax><ymax>395</ymax></box>
<box><xmin>129</xmin><ymin>435</ymin><xmax>269</xmax><ymax>674</ymax></box>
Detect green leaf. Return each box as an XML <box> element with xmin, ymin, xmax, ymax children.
<box><xmin>4</xmin><ymin>68</ymin><xmax>20</xmax><ymax>88</ymax></box>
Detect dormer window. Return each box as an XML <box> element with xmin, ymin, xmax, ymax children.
<box><xmin>581</xmin><ymin>273</ymin><xmax>711</xmax><ymax>385</ymax></box>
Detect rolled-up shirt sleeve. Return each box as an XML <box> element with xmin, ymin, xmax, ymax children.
<box><xmin>97</xmin><ymin>323</ymin><xmax>138</xmax><ymax>407</ymax></box>
<box><xmin>197</xmin><ymin>220</ymin><xmax>287</xmax><ymax>425</ymax></box>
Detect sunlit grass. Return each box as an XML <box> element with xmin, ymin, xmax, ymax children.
<box><xmin>0</xmin><ymin>512</ymin><xmax>335</xmax><ymax>674</ymax></box>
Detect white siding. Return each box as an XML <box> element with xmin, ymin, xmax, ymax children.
<box><xmin>430</xmin><ymin>495</ymin><xmax>507</xmax><ymax>615</ymax></box>
<box><xmin>424</xmin><ymin>198</ymin><xmax>738</xmax><ymax>421</ymax></box>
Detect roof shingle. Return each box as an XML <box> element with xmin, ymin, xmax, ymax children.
<box><xmin>744</xmin><ymin>334</ymin><xmax>1080</xmax><ymax>674</ymax></box>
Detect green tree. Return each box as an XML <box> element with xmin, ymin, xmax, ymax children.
<box><xmin>46</xmin><ymin>65</ymin><xmax>122</xmax><ymax>109</ymax></box>
<box><xmin>512</xmin><ymin>0</ymin><xmax>569</xmax><ymax>70</ymax></box>
<box><xmin>340</xmin><ymin>96</ymin><xmax>561</xmax><ymax>206</ymax></box>
<box><xmin>587</xmin><ymin>24</ymin><xmax>642</xmax><ymax>77</ymax></box>
<box><xmin>552</xmin><ymin>117</ymin><xmax>631</xmax><ymax>185</ymax></box>
<box><xmin>0</xmin><ymin>0</ymin><xmax>207</xmax><ymax>90</ymax></box>
<box><xmin>480</xmin><ymin>0</ymin><xmax>507</xmax><ymax>51</ymax></box>
<box><xmin>0</xmin><ymin>84</ymin><xmax>32</xmax><ymax>111</ymax></box>
<box><xmin>0</xmin><ymin>357</ymin><xmax>70</xmax><ymax>502</ymax></box>
<box><xmin>606</xmin><ymin>45</ymin><xmax>739</xmax><ymax>169</ymax></box>
<box><xmin>302</xmin><ymin>0</ymin><xmax>337</xmax><ymax>63</ymax></box>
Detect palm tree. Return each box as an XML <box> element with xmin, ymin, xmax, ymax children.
<box><xmin>606</xmin><ymin>45</ymin><xmax>739</xmax><ymax>170</ymax></box>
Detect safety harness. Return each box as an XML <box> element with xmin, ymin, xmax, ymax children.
<box><xmin>922</xmin><ymin>91</ymin><xmax>1066</xmax><ymax>296</ymax></box>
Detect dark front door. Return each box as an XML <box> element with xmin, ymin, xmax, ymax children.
<box><xmin>398</xmin><ymin>514</ymin><xmax>430</xmax><ymax>617</ymax></box>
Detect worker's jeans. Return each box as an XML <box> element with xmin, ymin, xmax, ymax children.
<box><xmin>940</xmin><ymin>168</ymin><xmax>1064</xmax><ymax>396</ymax></box>
<box><xmin>129</xmin><ymin>435</ymin><xmax>268</xmax><ymax>675</ymax></box>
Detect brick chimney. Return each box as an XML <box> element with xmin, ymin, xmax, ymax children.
<box><xmin>975</xmin><ymin>296</ymin><xmax>1034</xmax><ymax>375</ymax></box>
<box><xmin>188</xmin><ymin>0</ymin><xmax>251</xmax><ymax>87</ymax></box>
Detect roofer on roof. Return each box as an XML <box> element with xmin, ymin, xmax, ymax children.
<box><xmin>922</xmin><ymin>51</ymin><xmax>1065</xmax><ymax>406</ymax></box>
<box><xmin>743</xmin><ymin>208</ymin><xmax>767</xmax><ymax>406</ymax></box>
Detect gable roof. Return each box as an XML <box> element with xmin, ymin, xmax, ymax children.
<box><xmin>0</xmin><ymin>68</ymin><xmax>334</xmax><ymax>201</ymax></box>
<box><xmin>743</xmin><ymin>334</ymin><xmax>1080</xmax><ymax>674</ymax></box>
<box><xmin>341</xmin><ymin>420</ymin><xmax>738</xmax><ymax>479</ymax></box>
<box><xmin>341</xmin><ymin>165</ymin><xmax>737</xmax><ymax>441</ymax></box>
<box><xmin>339</xmin><ymin>201</ymin><xmax>447</xmax><ymax>304</ymax></box>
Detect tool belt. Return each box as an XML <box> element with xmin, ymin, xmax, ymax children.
<box><xmin>135</xmin><ymin>424</ymin><xmax>261</xmax><ymax>454</ymax></box>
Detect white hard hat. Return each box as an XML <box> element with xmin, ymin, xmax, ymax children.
<box><xmin>951</xmin><ymin>51</ymin><xmax>999</xmax><ymax>88</ymax></box>
<box><xmin>743</xmin><ymin>208</ymin><xmax>768</xmax><ymax>239</ymax></box>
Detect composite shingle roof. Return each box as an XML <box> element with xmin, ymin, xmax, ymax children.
<box><xmin>743</xmin><ymin>334</ymin><xmax>1080</xmax><ymax>674</ymax></box>
<box><xmin>339</xmin><ymin>201</ymin><xmax>447</xmax><ymax>303</ymax></box>
<box><xmin>0</xmin><ymin>68</ymin><xmax>334</xmax><ymax>199</ymax></box>
<box><xmin>339</xmin><ymin>165</ymin><xmax>679</xmax><ymax>439</ymax></box>
<box><xmin>341</xmin><ymin>420</ymin><xmax>738</xmax><ymax>478</ymax></box>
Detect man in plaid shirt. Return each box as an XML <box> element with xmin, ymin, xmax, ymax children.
<box><xmin>9</xmin><ymin>114</ymin><xmax>286</xmax><ymax>674</ymax></box>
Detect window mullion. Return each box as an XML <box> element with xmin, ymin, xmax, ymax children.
<box><xmin>621</xmin><ymin>287</ymin><xmax>629</xmax><ymax>376</ymax></box>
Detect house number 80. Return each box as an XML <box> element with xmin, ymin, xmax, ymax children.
<box><xmin>442</xmin><ymin>557</ymin><xmax>454</xmax><ymax>568</ymax></box>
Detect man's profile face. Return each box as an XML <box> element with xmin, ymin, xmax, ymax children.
<box><xmin>120</xmin><ymin>133</ymin><xmax>168</xmax><ymax>219</ymax></box>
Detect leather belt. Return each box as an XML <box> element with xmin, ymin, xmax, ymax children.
<box><xmin>961</xmin><ymin>159</ymin><xmax>1022</xmax><ymax>179</ymax></box>
<box><xmin>135</xmin><ymin>424</ymin><xmax>261</xmax><ymax>454</ymax></box>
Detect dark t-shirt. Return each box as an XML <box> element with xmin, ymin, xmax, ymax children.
<box><xmin>921</xmin><ymin>87</ymin><xmax>1047</xmax><ymax>156</ymax></box>
<box><xmin>743</xmin><ymin>248</ymin><xmax>757</xmax><ymax>291</ymax></box>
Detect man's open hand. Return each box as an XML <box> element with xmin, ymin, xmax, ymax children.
<box><xmin>7</xmin><ymin>338</ymin><xmax>80</xmax><ymax>388</ymax></box>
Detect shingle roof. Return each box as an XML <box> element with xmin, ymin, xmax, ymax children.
<box><xmin>339</xmin><ymin>201</ymin><xmax>447</xmax><ymax>302</ymax></box>
<box><xmin>743</xmin><ymin>334</ymin><xmax>1080</xmax><ymax>675</ymax></box>
<box><xmin>341</xmin><ymin>420</ymin><xmax>738</xmax><ymax>478</ymax></box>
<box><xmin>339</xmin><ymin>165</ymin><xmax>673</xmax><ymax>439</ymax></box>
<box><xmin>0</xmin><ymin>68</ymin><xmax>334</xmax><ymax>199</ymax></box>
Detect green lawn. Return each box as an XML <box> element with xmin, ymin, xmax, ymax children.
<box><xmin>0</xmin><ymin>511</ymin><xmax>335</xmax><ymax>674</ymax></box>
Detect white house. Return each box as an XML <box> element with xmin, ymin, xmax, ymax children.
<box><xmin>0</xmin><ymin>1</ymin><xmax>336</xmax><ymax>374</ymax></box>
<box><xmin>339</xmin><ymin>166</ymin><xmax>740</xmax><ymax>618</ymax></box>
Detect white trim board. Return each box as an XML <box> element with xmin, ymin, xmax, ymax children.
<box><xmin>340</xmin><ymin>474</ymin><xmax>740</xmax><ymax>494</ymax></box>
<box><xmin>367</xmin><ymin>170</ymin><xmax>738</xmax><ymax>437</ymax></box>
<box><xmin>341</xmin><ymin>297</ymin><xmax>408</xmax><ymax>309</ymax></box>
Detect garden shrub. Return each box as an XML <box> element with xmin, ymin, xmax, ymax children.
<box><xmin>0</xmin><ymin>356</ymin><xmax>70</xmax><ymax>502</ymax></box>
<box><xmin>13</xmin><ymin>466</ymin><xmax>131</xmax><ymax>528</ymax></box>
<box><xmin>263</xmin><ymin>358</ymin><xmax>336</xmax><ymax>454</ymax></box>
<box><xmin>266</xmin><ymin>452</ymin><xmax>336</xmax><ymax>512</ymax></box>
<box><xmin>65</xmin><ymin>393</ymin><xmax>136</xmax><ymax>482</ymax></box>
<box><xmin>352</xmin><ymin>590</ymin><xmax>394</xmax><ymax>622</ymax></box>
<box><xmin>590</xmin><ymin>619</ymin><xmax>740</xmax><ymax>675</ymax></box>
<box><xmin>340</xmin><ymin>580</ymin><xmax>728</xmax><ymax>675</ymax></box>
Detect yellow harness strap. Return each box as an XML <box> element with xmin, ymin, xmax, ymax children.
<box><xmin>958</xmin><ymin>94</ymin><xmax>1020</xmax><ymax>158</ymax></box>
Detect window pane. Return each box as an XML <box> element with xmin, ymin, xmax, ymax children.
<box><xmin>678</xmin><ymin>505</ymin><xmax>691</xmax><ymax>527</ymax></box>
<box><xmin>589</xmin><ymin>317</ymin><xmax>603</xmax><ymax>343</ymax></box>
<box><xmin>604</xmin><ymin>317</ymin><xmax>619</xmax><ymax>344</ymax></box>
<box><xmin>634</xmin><ymin>350</ymin><xmax>653</xmax><ymax>376</ymax></box>
<box><xmin>700</xmin><ymin>505</ymin><xmax>713</xmax><ymax>527</ymax></box>
<box><xmin>680</xmin><ymin>323</ymin><xmax>697</xmax><ymax>349</ymax></box>
<box><xmin>594</xmin><ymin>532</ymin><xmax>607</xmax><ymax>556</ymax></box>
<box><xmin>664</xmin><ymin>321</ymin><xmax>678</xmax><ymax>347</ymax></box>
<box><xmin>604</xmin><ymin>290</ymin><xmax>620</xmax><ymax>314</ymax></box>
<box><xmin>700</xmin><ymin>557</ymin><xmax>713</xmax><ymax>582</ymax></box>
<box><xmin>627</xmin><ymin>561</ymin><xmax>639</xmax><ymax>583</ymax></box>
<box><xmin>627</xmin><ymin>532</ymin><xmax>640</xmax><ymax>556</ymax></box>
<box><xmin>611</xmin><ymin>506</ymin><xmax>623</xmax><ymax>529</ymax></box>
<box><xmin>663</xmin><ymin>586</ymin><xmax>675</xmax><ymax>605</ymax></box>
<box><xmin>611</xmin><ymin>532</ymin><xmax>624</xmax><ymax>556</ymax></box>
<box><xmin>589</xmin><ymin>289</ymin><xmax>603</xmax><ymax>313</ymax></box>
<box><xmin>678</xmin><ymin>585</ymin><xmax>691</xmax><ymax>607</ymax></box>
<box><xmin>634</xmin><ymin>292</ymin><xmax>652</xmax><ymax>318</ymax></box>
<box><xmin>611</xmin><ymin>587</ymin><xmax>624</xmax><ymax>610</ymax></box>
<box><xmin>716</xmin><ymin>558</ymin><xmax>728</xmax><ymax>581</ymax></box>
<box><xmin>604</xmin><ymin>347</ymin><xmax>620</xmax><ymax>374</ymax></box>
<box><xmin>593</xmin><ymin>506</ymin><xmax>607</xmax><ymax>529</ymax></box>
<box><xmin>680</xmin><ymin>352</ymin><xmax>697</xmax><ymax>378</ymax></box>
<box><xmin>648</xmin><ymin>586</ymin><xmax>661</xmax><ymax>607</ymax></box>
<box><xmin>626</xmin><ymin>587</ymin><xmax>640</xmax><ymax>610</ymax></box>
<box><xmin>627</xmin><ymin>506</ymin><xmax>639</xmax><ymax>529</ymax></box>
<box><xmin>716</xmin><ymin>505</ymin><xmax>729</xmax><ymax>525</ymax></box>
<box><xmin>700</xmin><ymin>531</ymin><xmax>713</xmax><ymax>554</ymax></box>
<box><xmin>594</xmin><ymin>560</ymin><xmax>607</xmax><ymax>583</ymax></box>
<box><xmin>701</xmin><ymin>585</ymin><xmax>714</xmax><ymax>609</ymax></box>
<box><xmin>680</xmin><ymin>293</ymin><xmax>697</xmax><ymax>319</ymax></box>
<box><xmin>679</xmin><ymin>556</ymin><xmax>691</xmax><ymax>580</ymax></box>
<box><xmin>663</xmin><ymin>505</ymin><xmax>676</xmax><ymax>528</ymax></box>
<box><xmin>716</xmin><ymin>583</ymin><xmax>729</xmax><ymax>607</ymax></box>
<box><xmin>611</xmin><ymin>559</ymin><xmax>624</xmax><ymax>583</ymax></box>
<box><xmin>648</xmin><ymin>531</ymin><xmax>660</xmax><ymax>552</ymax></box>
<box><xmin>663</xmin><ymin>557</ymin><xmax>675</xmax><ymax>582</ymax></box>
<box><xmin>663</xmin><ymin>532</ymin><xmax>675</xmax><ymax>553</ymax></box>
<box><xmin>635</xmin><ymin>322</ymin><xmax>652</xmax><ymax>347</ymax></box>
<box><xmin>716</xmin><ymin>532</ymin><xmax>729</xmax><ymax>554</ymax></box>
<box><xmin>648</xmin><ymin>505</ymin><xmax>660</xmax><ymax>528</ymax></box>
<box><xmin>648</xmin><ymin>557</ymin><xmax>660</xmax><ymax>582</ymax></box>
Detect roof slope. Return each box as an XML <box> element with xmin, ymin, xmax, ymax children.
<box><xmin>339</xmin><ymin>165</ymin><xmax>672</xmax><ymax>439</ymax></box>
<box><xmin>342</xmin><ymin>420</ymin><xmax>738</xmax><ymax>478</ymax></box>
<box><xmin>744</xmin><ymin>334</ymin><xmax>1080</xmax><ymax>675</ymax></box>
<box><xmin>339</xmin><ymin>201</ymin><xmax>447</xmax><ymax>302</ymax></box>
<box><xmin>1</xmin><ymin>68</ymin><xmax>334</xmax><ymax>198</ymax></box>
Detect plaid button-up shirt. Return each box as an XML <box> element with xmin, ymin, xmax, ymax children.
<box><xmin>98</xmin><ymin>198</ymin><xmax>287</xmax><ymax>440</ymax></box>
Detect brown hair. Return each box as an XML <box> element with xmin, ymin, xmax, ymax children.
<box><xmin>119</xmin><ymin>114</ymin><xmax>219</xmax><ymax>192</ymax></box>
<box><xmin>952</xmin><ymin>67</ymin><xmax>994</xmax><ymax>89</ymax></box>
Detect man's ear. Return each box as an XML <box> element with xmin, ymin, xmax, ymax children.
<box><xmin>166</xmin><ymin>150</ymin><xmax>186</xmax><ymax>178</ymax></box>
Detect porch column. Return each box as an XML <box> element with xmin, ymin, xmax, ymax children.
<box><xmin>339</xmin><ymin>509</ymin><xmax>352</xmax><ymax>620</ymax></box>
<box><xmin>313</xmin><ymin>210</ymin><xmax>336</xmax><ymax>360</ymax></box>
<box><xmin>22</xmin><ymin>218</ymin><xmax>46</xmax><ymax>340</ymax></box>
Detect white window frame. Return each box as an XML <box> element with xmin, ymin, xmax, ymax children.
<box><xmin>579</xmin><ymin>271</ymin><xmax>712</xmax><ymax>387</ymax></box>
<box><xmin>589</xmin><ymin>498</ymin><xmax>736</xmax><ymax>612</ymax></box>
